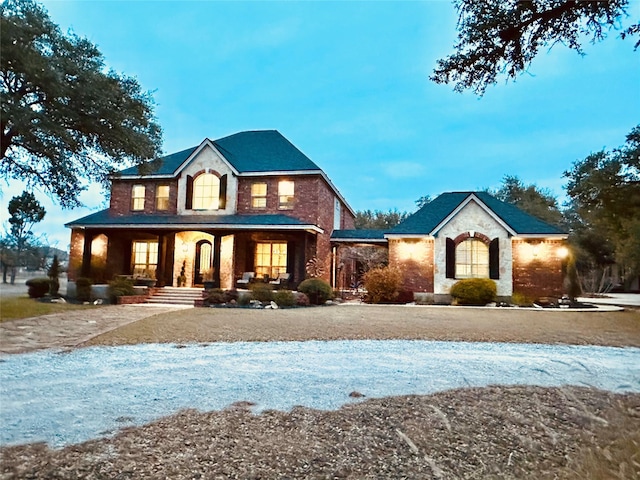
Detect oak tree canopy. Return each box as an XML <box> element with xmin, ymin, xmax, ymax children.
<box><xmin>432</xmin><ymin>0</ymin><xmax>639</xmax><ymax>95</ymax></box>
<box><xmin>1</xmin><ymin>0</ymin><xmax>163</xmax><ymax>208</ymax></box>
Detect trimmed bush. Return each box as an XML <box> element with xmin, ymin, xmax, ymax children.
<box><xmin>297</xmin><ymin>278</ymin><xmax>332</xmax><ymax>305</ymax></box>
<box><xmin>362</xmin><ymin>266</ymin><xmax>402</xmax><ymax>304</ymax></box>
<box><xmin>273</xmin><ymin>289</ymin><xmax>295</xmax><ymax>307</ymax></box>
<box><xmin>107</xmin><ymin>277</ymin><xmax>135</xmax><ymax>304</ymax></box>
<box><xmin>25</xmin><ymin>277</ymin><xmax>50</xmax><ymax>298</ymax></box>
<box><xmin>204</xmin><ymin>288</ymin><xmax>239</xmax><ymax>305</ymax></box>
<box><xmin>512</xmin><ymin>291</ymin><xmax>534</xmax><ymax>307</ymax></box>
<box><xmin>75</xmin><ymin>277</ymin><xmax>93</xmax><ymax>302</ymax></box>
<box><xmin>294</xmin><ymin>292</ymin><xmax>310</xmax><ymax>307</ymax></box>
<box><xmin>249</xmin><ymin>282</ymin><xmax>274</xmax><ymax>303</ymax></box>
<box><xmin>450</xmin><ymin>278</ymin><xmax>497</xmax><ymax>306</ymax></box>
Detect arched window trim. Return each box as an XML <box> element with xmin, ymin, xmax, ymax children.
<box><xmin>185</xmin><ymin>169</ymin><xmax>227</xmax><ymax>211</ymax></box>
<box><xmin>446</xmin><ymin>232</ymin><xmax>500</xmax><ymax>280</ymax></box>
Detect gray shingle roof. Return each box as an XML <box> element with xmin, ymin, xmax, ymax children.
<box><xmin>65</xmin><ymin>209</ymin><xmax>319</xmax><ymax>230</ymax></box>
<box><xmin>330</xmin><ymin>229</ymin><xmax>387</xmax><ymax>241</ymax></box>
<box><xmin>389</xmin><ymin>192</ymin><xmax>566</xmax><ymax>236</ymax></box>
<box><xmin>118</xmin><ymin>130</ymin><xmax>320</xmax><ymax>177</ymax></box>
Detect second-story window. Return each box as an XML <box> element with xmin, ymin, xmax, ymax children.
<box><xmin>186</xmin><ymin>172</ymin><xmax>227</xmax><ymax>210</ymax></box>
<box><xmin>156</xmin><ymin>185</ymin><xmax>170</xmax><ymax>211</ymax></box>
<box><xmin>132</xmin><ymin>185</ymin><xmax>145</xmax><ymax>211</ymax></box>
<box><xmin>278</xmin><ymin>180</ymin><xmax>294</xmax><ymax>210</ymax></box>
<box><xmin>193</xmin><ymin>173</ymin><xmax>220</xmax><ymax>210</ymax></box>
<box><xmin>251</xmin><ymin>182</ymin><xmax>267</xmax><ymax>208</ymax></box>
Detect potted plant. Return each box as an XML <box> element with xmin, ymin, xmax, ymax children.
<box><xmin>177</xmin><ymin>260</ymin><xmax>187</xmax><ymax>287</ymax></box>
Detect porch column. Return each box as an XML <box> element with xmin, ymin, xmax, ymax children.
<box><xmin>156</xmin><ymin>233</ymin><xmax>166</xmax><ymax>287</ymax></box>
<box><xmin>213</xmin><ymin>235</ymin><xmax>222</xmax><ymax>288</ymax></box>
<box><xmin>164</xmin><ymin>233</ymin><xmax>176</xmax><ymax>286</ymax></box>
<box><xmin>80</xmin><ymin>231</ymin><xmax>94</xmax><ymax>278</ymax></box>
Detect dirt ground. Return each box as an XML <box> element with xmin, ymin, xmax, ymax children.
<box><xmin>2</xmin><ymin>304</ymin><xmax>639</xmax><ymax>479</ymax></box>
<box><xmin>81</xmin><ymin>304</ymin><xmax>640</xmax><ymax>348</ymax></box>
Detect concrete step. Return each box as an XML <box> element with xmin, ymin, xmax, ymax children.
<box><xmin>145</xmin><ymin>287</ymin><xmax>205</xmax><ymax>305</ymax></box>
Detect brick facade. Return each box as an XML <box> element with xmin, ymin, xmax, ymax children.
<box><xmin>512</xmin><ymin>239</ymin><xmax>565</xmax><ymax>299</ymax></box>
<box><xmin>388</xmin><ymin>238</ymin><xmax>434</xmax><ymax>293</ymax></box>
<box><xmin>109</xmin><ymin>179</ymin><xmax>178</xmax><ymax>215</ymax></box>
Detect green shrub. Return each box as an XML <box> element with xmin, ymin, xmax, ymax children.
<box><xmin>273</xmin><ymin>289</ymin><xmax>295</xmax><ymax>307</ymax></box>
<box><xmin>362</xmin><ymin>266</ymin><xmax>402</xmax><ymax>304</ymax></box>
<box><xmin>107</xmin><ymin>277</ymin><xmax>135</xmax><ymax>303</ymax></box>
<box><xmin>297</xmin><ymin>278</ymin><xmax>333</xmax><ymax>305</ymax></box>
<box><xmin>511</xmin><ymin>291</ymin><xmax>534</xmax><ymax>307</ymax></box>
<box><xmin>204</xmin><ymin>288</ymin><xmax>239</xmax><ymax>305</ymax></box>
<box><xmin>249</xmin><ymin>282</ymin><xmax>274</xmax><ymax>303</ymax></box>
<box><xmin>25</xmin><ymin>277</ymin><xmax>50</xmax><ymax>298</ymax></box>
<box><xmin>450</xmin><ymin>278</ymin><xmax>497</xmax><ymax>306</ymax></box>
<box><xmin>205</xmin><ymin>288</ymin><xmax>226</xmax><ymax>305</ymax></box>
<box><xmin>75</xmin><ymin>277</ymin><xmax>93</xmax><ymax>302</ymax></box>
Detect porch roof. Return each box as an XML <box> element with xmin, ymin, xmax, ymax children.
<box><xmin>65</xmin><ymin>209</ymin><xmax>323</xmax><ymax>234</ymax></box>
<box><xmin>330</xmin><ymin>229</ymin><xmax>387</xmax><ymax>243</ymax></box>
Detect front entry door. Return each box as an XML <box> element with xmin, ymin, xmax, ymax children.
<box><xmin>194</xmin><ymin>240</ymin><xmax>213</xmax><ymax>285</ymax></box>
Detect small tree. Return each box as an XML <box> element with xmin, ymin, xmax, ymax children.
<box><xmin>5</xmin><ymin>191</ymin><xmax>45</xmax><ymax>283</ymax></box>
<box><xmin>47</xmin><ymin>254</ymin><xmax>60</xmax><ymax>296</ymax></box>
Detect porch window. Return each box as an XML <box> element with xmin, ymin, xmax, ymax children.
<box><xmin>156</xmin><ymin>185</ymin><xmax>170</xmax><ymax>210</ymax></box>
<box><xmin>193</xmin><ymin>173</ymin><xmax>220</xmax><ymax>210</ymax></box>
<box><xmin>131</xmin><ymin>185</ymin><xmax>145</xmax><ymax>211</ymax></box>
<box><xmin>455</xmin><ymin>238</ymin><xmax>489</xmax><ymax>278</ymax></box>
<box><xmin>132</xmin><ymin>240</ymin><xmax>158</xmax><ymax>277</ymax></box>
<box><xmin>278</xmin><ymin>180</ymin><xmax>294</xmax><ymax>210</ymax></box>
<box><xmin>255</xmin><ymin>242</ymin><xmax>287</xmax><ymax>279</ymax></box>
<box><xmin>251</xmin><ymin>182</ymin><xmax>267</xmax><ymax>208</ymax></box>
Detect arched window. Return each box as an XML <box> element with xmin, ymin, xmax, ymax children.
<box><xmin>192</xmin><ymin>173</ymin><xmax>220</xmax><ymax>210</ymax></box>
<box><xmin>455</xmin><ymin>238</ymin><xmax>489</xmax><ymax>278</ymax></box>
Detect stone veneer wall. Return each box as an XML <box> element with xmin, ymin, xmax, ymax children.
<box><xmin>512</xmin><ymin>239</ymin><xmax>565</xmax><ymax>299</ymax></box>
<box><xmin>434</xmin><ymin>201</ymin><xmax>513</xmax><ymax>298</ymax></box>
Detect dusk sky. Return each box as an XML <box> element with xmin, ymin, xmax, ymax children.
<box><xmin>1</xmin><ymin>0</ymin><xmax>639</xmax><ymax>249</ymax></box>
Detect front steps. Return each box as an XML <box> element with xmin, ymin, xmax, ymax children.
<box><xmin>145</xmin><ymin>287</ymin><xmax>204</xmax><ymax>306</ymax></box>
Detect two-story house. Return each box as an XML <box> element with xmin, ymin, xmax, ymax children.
<box><xmin>65</xmin><ymin>130</ymin><xmax>355</xmax><ymax>289</ymax></box>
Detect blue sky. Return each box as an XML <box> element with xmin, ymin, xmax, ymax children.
<box><xmin>1</xmin><ymin>0</ymin><xmax>639</xmax><ymax>249</ymax></box>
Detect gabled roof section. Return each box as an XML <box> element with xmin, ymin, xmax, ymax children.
<box><xmin>115</xmin><ymin>130</ymin><xmax>321</xmax><ymax>178</ymax></box>
<box><xmin>65</xmin><ymin>209</ymin><xmax>323</xmax><ymax>234</ymax></box>
<box><xmin>388</xmin><ymin>191</ymin><xmax>566</xmax><ymax>237</ymax></box>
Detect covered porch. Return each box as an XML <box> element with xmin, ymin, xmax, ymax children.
<box><xmin>66</xmin><ymin>212</ymin><xmax>323</xmax><ymax>290</ymax></box>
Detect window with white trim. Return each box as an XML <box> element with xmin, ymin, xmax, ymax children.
<box><xmin>254</xmin><ymin>242</ymin><xmax>287</xmax><ymax>279</ymax></box>
<box><xmin>278</xmin><ymin>180</ymin><xmax>294</xmax><ymax>210</ymax></box>
<box><xmin>156</xmin><ymin>185</ymin><xmax>170</xmax><ymax>210</ymax></box>
<box><xmin>132</xmin><ymin>240</ymin><xmax>158</xmax><ymax>277</ymax></box>
<box><xmin>193</xmin><ymin>173</ymin><xmax>220</xmax><ymax>210</ymax></box>
<box><xmin>455</xmin><ymin>238</ymin><xmax>489</xmax><ymax>278</ymax></box>
<box><xmin>251</xmin><ymin>182</ymin><xmax>267</xmax><ymax>208</ymax></box>
<box><xmin>131</xmin><ymin>185</ymin><xmax>145</xmax><ymax>211</ymax></box>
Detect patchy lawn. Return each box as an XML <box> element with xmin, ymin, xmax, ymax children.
<box><xmin>0</xmin><ymin>297</ymin><xmax>95</xmax><ymax>322</ymax></box>
<box><xmin>82</xmin><ymin>304</ymin><xmax>640</xmax><ymax>348</ymax></box>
